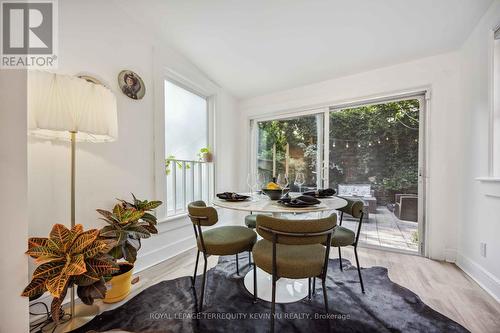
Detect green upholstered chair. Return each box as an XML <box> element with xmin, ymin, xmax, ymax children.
<box><xmin>331</xmin><ymin>197</ymin><xmax>365</xmax><ymax>293</ymax></box>
<box><xmin>253</xmin><ymin>215</ymin><xmax>336</xmax><ymax>332</ymax></box>
<box><xmin>244</xmin><ymin>212</ymin><xmax>272</xmax><ymax>229</ymax></box>
<box><xmin>188</xmin><ymin>201</ymin><xmax>257</xmax><ymax>311</ymax></box>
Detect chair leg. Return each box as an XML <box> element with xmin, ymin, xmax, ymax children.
<box><xmin>271</xmin><ymin>275</ymin><xmax>276</xmax><ymax>333</ymax></box>
<box><xmin>253</xmin><ymin>262</ymin><xmax>257</xmax><ymax>303</ymax></box>
<box><xmin>199</xmin><ymin>254</ymin><xmax>208</xmax><ymax>312</ymax></box>
<box><xmin>236</xmin><ymin>253</ymin><xmax>239</xmax><ymax>275</ymax></box>
<box><xmin>338</xmin><ymin>247</ymin><xmax>343</xmax><ymax>271</ymax></box>
<box><xmin>308</xmin><ymin>278</ymin><xmax>311</xmax><ymax>300</ymax></box>
<box><xmin>354</xmin><ymin>246</ymin><xmax>365</xmax><ymax>293</ymax></box>
<box><xmin>248</xmin><ymin>250</ymin><xmax>252</xmax><ymax>267</ymax></box>
<box><xmin>192</xmin><ymin>250</ymin><xmax>200</xmax><ymax>288</ymax></box>
<box><xmin>322</xmin><ymin>277</ymin><xmax>329</xmax><ymax>314</ymax></box>
<box><xmin>312</xmin><ymin>277</ymin><xmax>316</xmax><ymax>295</ymax></box>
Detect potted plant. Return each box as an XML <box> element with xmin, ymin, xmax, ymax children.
<box><xmin>97</xmin><ymin>194</ymin><xmax>162</xmax><ymax>303</ymax></box>
<box><xmin>197</xmin><ymin>147</ymin><xmax>213</xmax><ymax>162</ymax></box>
<box><xmin>165</xmin><ymin>154</ymin><xmax>190</xmax><ymax>175</ymax></box>
<box><xmin>21</xmin><ymin>224</ymin><xmax>119</xmax><ymax>323</ymax></box>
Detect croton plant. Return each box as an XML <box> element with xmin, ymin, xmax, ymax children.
<box><xmin>22</xmin><ymin>195</ymin><xmax>162</xmax><ymax>323</ymax></box>
<box><xmin>97</xmin><ymin>194</ymin><xmax>162</xmax><ymax>263</ymax></box>
<box><xmin>21</xmin><ymin>224</ymin><xmax>119</xmax><ymax>322</ymax></box>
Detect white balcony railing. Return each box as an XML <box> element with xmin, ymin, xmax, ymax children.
<box><xmin>165</xmin><ymin>158</ymin><xmax>213</xmax><ymax>216</ymax></box>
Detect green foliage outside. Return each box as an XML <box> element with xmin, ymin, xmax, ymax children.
<box><xmin>330</xmin><ymin>100</ymin><xmax>419</xmax><ymax>203</ymax></box>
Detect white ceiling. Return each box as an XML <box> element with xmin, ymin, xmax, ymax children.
<box><xmin>116</xmin><ymin>0</ymin><xmax>493</xmax><ymax>98</ymax></box>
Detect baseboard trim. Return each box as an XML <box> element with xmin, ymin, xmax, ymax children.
<box><xmin>444</xmin><ymin>248</ymin><xmax>457</xmax><ymax>263</ymax></box>
<box><xmin>456</xmin><ymin>253</ymin><xmax>500</xmax><ymax>303</ymax></box>
<box><xmin>134</xmin><ymin>235</ymin><xmax>195</xmax><ymax>273</ymax></box>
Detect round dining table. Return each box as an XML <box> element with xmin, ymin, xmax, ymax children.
<box><xmin>213</xmin><ymin>194</ymin><xmax>347</xmax><ymax>303</ymax></box>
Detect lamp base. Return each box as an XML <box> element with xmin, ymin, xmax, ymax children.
<box><xmin>43</xmin><ymin>304</ymin><xmax>99</xmax><ymax>333</ymax></box>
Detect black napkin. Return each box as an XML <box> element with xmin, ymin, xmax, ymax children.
<box><xmin>279</xmin><ymin>195</ymin><xmax>320</xmax><ymax>206</ymax></box>
<box><xmin>303</xmin><ymin>188</ymin><xmax>336</xmax><ymax>197</ymax></box>
<box><xmin>216</xmin><ymin>192</ymin><xmax>249</xmax><ymax>200</ymax></box>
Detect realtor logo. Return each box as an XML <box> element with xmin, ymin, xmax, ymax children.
<box><xmin>1</xmin><ymin>0</ymin><xmax>58</xmax><ymax>68</ymax></box>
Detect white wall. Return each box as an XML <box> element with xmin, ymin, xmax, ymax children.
<box><xmin>28</xmin><ymin>0</ymin><xmax>238</xmax><ymax>275</ymax></box>
<box><xmin>0</xmin><ymin>70</ymin><xmax>29</xmax><ymax>331</ymax></box>
<box><xmin>238</xmin><ymin>52</ymin><xmax>463</xmax><ymax>262</ymax></box>
<box><xmin>458</xmin><ymin>1</ymin><xmax>500</xmax><ymax>301</ymax></box>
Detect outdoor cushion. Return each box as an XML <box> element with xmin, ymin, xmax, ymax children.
<box><xmin>252</xmin><ymin>239</ymin><xmax>327</xmax><ymax>279</ymax></box>
<box><xmin>331</xmin><ymin>226</ymin><xmax>355</xmax><ymax>247</ymax></box>
<box><xmin>197</xmin><ymin>226</ymin><xmax>257</xmax><ymax>255</ymax></box>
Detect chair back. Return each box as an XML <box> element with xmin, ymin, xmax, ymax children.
<box><xmin>187</xmin><ymin>201</ymin><xmax>218</xmax><ymax>226</ymax></box>
<box><xmin>338</xmin><ymin>198</ymin><xmax>364</xmax><ymax>218</ymax></box>
<box><xmin>256</xmin><ymin>215</ymin><xmax>336</xmax><ymax>245</ymax></box>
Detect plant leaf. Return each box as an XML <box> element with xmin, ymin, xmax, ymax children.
<box><xmin>32</xmin><ymin>261</ymin><xmax>65</xmax><ymax>279</ymax></box>
<box><xmin>26</xmin><ymin>246</ymin><xmax>59</xmax><ymax>260</ymax></box>
<box><xmin>28</xmin><ymin>237</ymin><xmax>48</xmax><ymax>249</ymax></box>
<box><xmin>123</xmin><ymin>242</ymin><xmax>138</xmax><ymax>263</ymax></box>
<box><xmin>86</xmin><ymin>257</ymin><xmax>119</xmax><ymax>276</ymax></box>
<box><xmin>73</xmin><ymin>265</ymin><xmax>100</xmax><ymax>286</ymax></box>
<box><xmin>69</xmin><ymin>229</ymin><xmax>99</xmax><ymax>254</ymax></box>
<box><xmin>21</xmin><ymin>277</ymin><xmax>47</xmax><ymax>297</ymax></box>
<box><xmin>125</xmin><ymin>225</ymin><xmax>151</xmax><ymax>238</ymax></box>
<box><xmin>141</xmin><ymin>212</ymin><xmax>157</xmax><ymax>225</ymax></box>
<box><xmin>82</xmin><ymin>239</ymin><xmax>115</xmax><ymax>258</ymax></box>
<box><xmin>142</xmin><ymin>224</ymin><xmax>158</xmax><ymax>234</ymax></box>
<box><xmin>77</xmin><ymin>279</ymin><xmax>107</xmax><ymax>305</ymax></box>
<box><xmin>65</xmin><ymin>254</ymin><xmax>87</xmax><ymax>276</ymax></box>
<box><xmin>46</xmin><ymin>272</ymin><xmax>69</xmax><ymax>298</ymax></box>
<box><xmin>141</xmin><ymin>200</ymin><xmax>162</xmax><ymax>211</ymax></box>
<box><xmin>49</xmin><ymin>224</ymin><xmax>71</xmax><ymax>250</ymax></box>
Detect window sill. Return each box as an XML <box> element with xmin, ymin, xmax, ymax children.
<box><xmin>475</xmin><ymin>177</ymin><xmax>500</xmax><ymax>183</ymax></box>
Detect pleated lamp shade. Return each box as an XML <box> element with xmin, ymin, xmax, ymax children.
<box><xmin>28</xmin><ymin>70</ymin><xmax>118</xmax><ymax>142</ymax></box>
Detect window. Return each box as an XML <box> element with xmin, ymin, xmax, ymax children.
<box><xmin>255</xmin><ymin>114</ymin><xmax>323</xmax><ymax>191</ymax></box>
<box><xmin>164</xmin><ymin>80</ymin><xmax>213</xmax><ymax>216</ymax></box>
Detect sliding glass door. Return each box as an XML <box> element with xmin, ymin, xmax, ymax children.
<box><xmin>251</xmin><ymin>95</ymin><xmax>425</xmax><ymax>255</ymax></box>
<box><xmin>328</xmin><ymin>98</ymin><xmax>422</xmax><ymax>253</ymax></box>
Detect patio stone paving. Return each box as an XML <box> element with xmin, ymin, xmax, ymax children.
<box><xmin>341</xmin><ymin>205</ymin><xmax>418</xmax><ymax>252</ymax></box>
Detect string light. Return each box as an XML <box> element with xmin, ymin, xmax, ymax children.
<box><xmin>345</xmin><ymin>142</ymin><xmax>349</xmax><ymax>148</ymax></box>
<box><xmin>332</xmin><ymin>141</ymin><xmax>336</xmax><ymax>147</ymax></box>
<box><xmin>357</xmin><ymin>143</ymin><xmax>361</xmax><ymax>148</ymax></box>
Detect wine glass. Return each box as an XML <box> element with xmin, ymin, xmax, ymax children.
<box><xmin>277</xmin><ymin>173</ymin><xmax>289</xmax><ymax>197</ymax></box>
<box><xmin>257</xmin><ymin>172</ymin><xmax>266</xmax><ymax>196</ymax></box>
<box><xmin>294</xmin><ymin>172</ymin><xmax>305</xmax><ymax>193</ymax></box>
<box><xmin>247</xmin><ymin>173</ymin><xmax>257</xmax><ymax>200</ymax></box>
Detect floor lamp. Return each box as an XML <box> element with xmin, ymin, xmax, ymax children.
<box><xmin>28</xmin><ymin>70</ymin><xmax>118</xmax><ymax>331</ymax></box>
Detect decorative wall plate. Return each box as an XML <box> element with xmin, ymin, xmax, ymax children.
<box><xmin>118</xmin><ymin>70</ymin><xmax>145</xmax><ymax>100</ymax></box>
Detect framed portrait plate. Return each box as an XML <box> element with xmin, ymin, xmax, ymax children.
<box><xmin>118</xmin><ymin>70</ymin><xmax>145</xmax><ymax>100</ymax></box>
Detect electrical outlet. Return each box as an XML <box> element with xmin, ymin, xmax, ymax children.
<box><xmin>480</xmin><ymin>242</ymin><xmax>487</xmax><ymax>258</ymax></box>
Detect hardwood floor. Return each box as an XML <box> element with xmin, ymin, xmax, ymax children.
<box><xmin>97</xmin><ymin>246</ymin><xmax>500</xmax><ymax>333</ymax></box>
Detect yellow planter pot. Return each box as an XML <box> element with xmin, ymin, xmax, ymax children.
<box><xmin>103</xmin><ymin>263</ymin><xmax>134</xmax><ymax>304</ymax></box>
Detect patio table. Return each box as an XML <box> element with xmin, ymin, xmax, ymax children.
<box><xmin>213</xmin><ymin>194</ymin><xmax>347</xmax><ymax>303</ymax></box>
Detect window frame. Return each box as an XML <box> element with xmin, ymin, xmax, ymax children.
<box><xmin>491</xmin><ymin>26</ymin><xmax>500</xmax><ymax>178</ymax></box>
<box><xmin>154</xmin><ymin>67</ymin><xmax>216</xmax><ymax>221</ymax></box>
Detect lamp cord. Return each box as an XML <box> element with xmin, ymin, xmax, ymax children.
<box><xmin>29</xmin><ymin>302</ymin><xmax>70</xmax><ymax>333</ymax></box>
